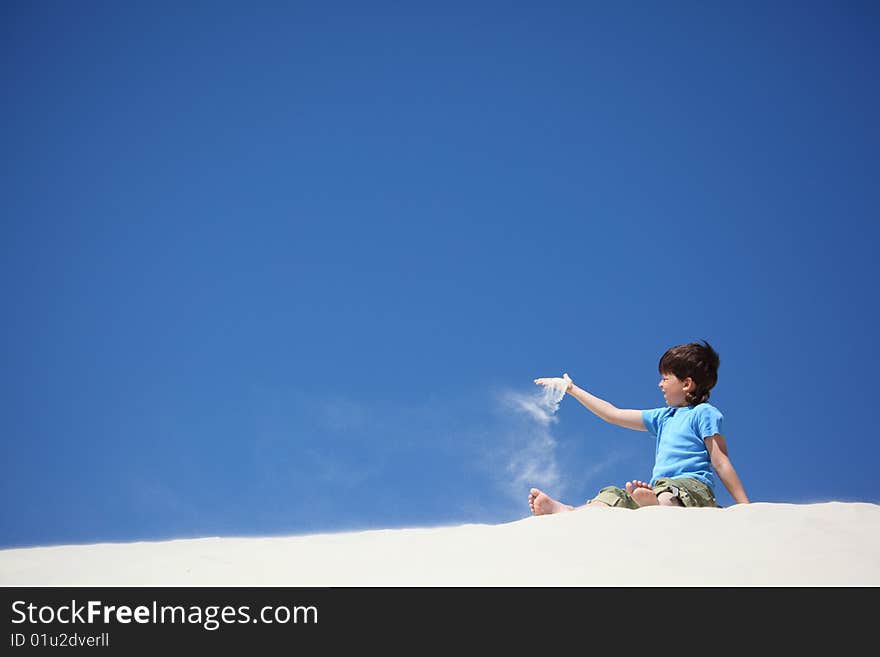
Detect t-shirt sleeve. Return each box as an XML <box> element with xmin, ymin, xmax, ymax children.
<box><xmin>695</xmin><ymin>405</ymin><xmax>724</xmax><ymax>438</ymax></box>
<box><xmin>641</xmin><ymin>407</ymin><xmax>667</xmax><ymax>436</ymax></box>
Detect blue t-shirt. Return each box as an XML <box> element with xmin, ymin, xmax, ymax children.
<box><xmin>641</xmin><ymin>403</ymin><xmax>723</xmax><ymax>490</ymax></box>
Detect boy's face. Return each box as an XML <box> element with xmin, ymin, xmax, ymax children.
<box><xmin>658</xmin><ymin>372</ymin><xmax>693</xmax><ymax>407</ymax></box>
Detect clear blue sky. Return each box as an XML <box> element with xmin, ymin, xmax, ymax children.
<box><xmin>3</xmin><ymin>1</ymin><xmax>878</xmax><ymax>549</ymax></box>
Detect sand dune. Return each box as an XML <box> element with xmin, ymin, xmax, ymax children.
<box><xmin>2</xmin><ymin>502</ymin><xmax>878</xmax><ymax>586</ymax></box>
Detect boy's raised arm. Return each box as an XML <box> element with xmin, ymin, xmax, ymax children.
<box><xmin>534</xmin><ymin>373</ymin><xmax>646</xmax><ymax>431</ymax></box>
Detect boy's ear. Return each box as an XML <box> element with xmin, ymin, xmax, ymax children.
<box><xmin>684</xmin><ymin>377</ymin><xmax>695</xmax><ymax>390</ymax></box>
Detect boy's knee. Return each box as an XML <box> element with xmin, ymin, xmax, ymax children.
<box><xmin>657</xmin><ymin>491</ymin><xmax>683</xmax><ymax>506</ymax></box>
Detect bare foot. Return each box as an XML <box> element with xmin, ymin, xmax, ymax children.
<box><xmin>528</xmin><ymin>488</ymin><xmax>575</xmax><ymax>515</ymax></box>
<box><xmin>625</xmin><ymin>480</ymin><xmax>659</xmax><ymax>507</ymax></box>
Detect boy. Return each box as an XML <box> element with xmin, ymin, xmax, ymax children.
<box><xmin>528</xmin><ymin>340</ymin><xmax>749</xmax><ymax>514</ymax></box>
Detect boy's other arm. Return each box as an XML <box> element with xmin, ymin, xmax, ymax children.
<box><xmin>705</xmin><ymin>434</ymin><xmax>750</xmax><ymax>504</ymax></box>
<box><xmin>545</xmin><ymin>376</ymin><xmax>645</xmax><ymax>431</ymax></box>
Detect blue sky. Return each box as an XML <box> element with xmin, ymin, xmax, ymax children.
<box><xmin>2</xmin><ymin>1</ymin><xmax>878</xmax><ymax>549</ymax></box>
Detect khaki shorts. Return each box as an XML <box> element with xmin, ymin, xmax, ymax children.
<box><xmin>590</xmin><ymin>477</ymin><xmax>718</xmax><ymax>509</ymax></box>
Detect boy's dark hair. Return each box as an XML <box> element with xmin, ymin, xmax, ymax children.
<box><xmin>658</xmin><ymin>340</ymin><xmax>720</xmax><ymax>405</ymax></box>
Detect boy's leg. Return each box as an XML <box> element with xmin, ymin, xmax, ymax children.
<box><xmin>589</xmin><ymin>485</ymin><xmax>640</xmax><ymax>509</ymax></box>
<box><xmin>647</xmin><ymin>478</ymin><xmax>685</xmax><ymax>506</ymax></box>
<box><xmin>625</xmin><ymin>479</ymin><xmax>686</xmax><ymax>507</ymax></box>
<box><xmin>529</xmin><ymin>488</ymin><xmax>575</xmax><ymax>515</ymax></box>
<box><xmin>651</xmin><ymin>478</ymin><xmax>716</xmax><ymax>507</ymax></box>
<box><xmin>529</xmin><ymin>488</ymin><xmax>612</xmax><ymax>515</ymax></box>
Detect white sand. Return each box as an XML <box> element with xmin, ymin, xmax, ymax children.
<box><xmin>2</xmin><ymin>502</ymin><xmax>878</xmax><ymax>586</ymax></box>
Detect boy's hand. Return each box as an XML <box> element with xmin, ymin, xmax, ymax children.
<box><xmin>534</xmin><ymin>372</ymin><xmax>573</xmax><ymax>394</ymax></box>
